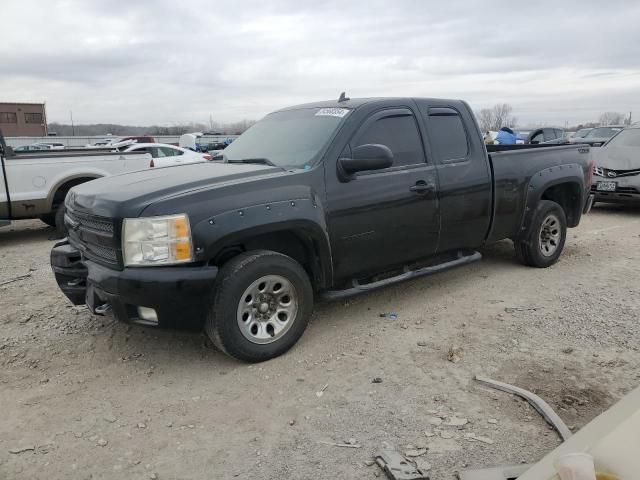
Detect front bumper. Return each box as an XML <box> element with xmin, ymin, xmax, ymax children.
<box><xmin>591</xmin><ymin>190</ymin><xmax>640</xmax><ymax>205</ymax></box>
<box><xmin>51</xmin><ymin>239</ymin><xmax>218</xmax><ymax>329</ymax></box>
<box><xmin>591</xmin><ymin>178</ymin><xmax>640</xmax><ymax>205</ymax></box>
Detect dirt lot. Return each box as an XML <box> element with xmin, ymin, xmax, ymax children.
<box><xmin>1</xmin><ymin>205</ymin><xmax>639</xmax><ymax>480</ymax></box>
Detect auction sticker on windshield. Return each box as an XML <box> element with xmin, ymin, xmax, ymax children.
<box><xmin>315</xmin><ymin>108</ymin><xmax>350</xmax><ymax>118</ymax></box>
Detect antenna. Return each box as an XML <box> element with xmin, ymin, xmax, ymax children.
<box><xmin>338</xmin><ymin>92</ymin><xmax>350</xmax><ymax>103</ymax></box>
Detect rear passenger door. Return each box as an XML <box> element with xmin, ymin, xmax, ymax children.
<box><xmin>326</xmin><ymin>107</ymin><xmax>440</xmax><ymax>279</ymax></box>
<box><xmin>421</xmin><ymin>105</ymin><xmax>492</xmax><ymax>252</ymax></box>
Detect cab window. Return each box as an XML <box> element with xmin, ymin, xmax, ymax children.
<box><xmin>353</xmin><ymin>113</ymin><xmax>424</xmax><ymax>167</ymax></box>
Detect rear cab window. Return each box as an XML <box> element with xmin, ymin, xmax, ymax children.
<box><xmin>426</xmin><ymin>107</ymin><xmax>469</xmax><ymax>162</ymax></box>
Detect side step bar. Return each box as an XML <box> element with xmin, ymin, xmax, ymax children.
<box><xmin>321</xmin><ymin>250</ymin><xmax>482</xmax><ymax>301</ymax></box>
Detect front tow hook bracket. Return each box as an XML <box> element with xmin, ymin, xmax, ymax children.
<box><xmin>94</xmin><ymin>303</ymin><xmax>113</xmax><ymax>316</ymax></box>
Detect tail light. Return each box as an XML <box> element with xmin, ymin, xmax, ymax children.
<box><xmin>203</xmin><ymin>154</ymin><xmax>212</xmax><ymax>161</ymax></box>
<box><xmin>149</xmin><ymin>158</ymin><xmax>155</xmax><ymax>168</ymax></box>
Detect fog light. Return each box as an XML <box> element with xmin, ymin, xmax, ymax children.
<box><xmin>136</xmin><ymin>306</ymin><xmax>158</xmax><ymax>325</ymax></box>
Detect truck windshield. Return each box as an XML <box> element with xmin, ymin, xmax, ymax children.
<box><xmin>222</xmin><ymin>107</ymin><xmax>350</xmax><ymax>169</ymax></box>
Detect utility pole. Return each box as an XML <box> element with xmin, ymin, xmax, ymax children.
<box><xmin>70</xmin><ymin>110</ymin><xmax>75</xmax><ymax>136</ymax></box>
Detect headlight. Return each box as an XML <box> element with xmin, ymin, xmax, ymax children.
<box><xmin>123</xmin><ymin>214</ymin><xmax>193</xmax><ymax>266</ymax></box>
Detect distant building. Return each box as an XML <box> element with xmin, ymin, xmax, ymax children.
<box><xmin>0</xmin><ymin>102</ymin><xmax>47</xmax><ymax>136</ymax></box>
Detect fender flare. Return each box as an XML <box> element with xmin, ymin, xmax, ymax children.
<box><xmin>192</xmin><ymin>198</ymin><xmax>333</xmax><ymax>288</ymax></box>
<box><xmin>518</xmin><ymin>163</ymin><xmax>586</xmax><ymax>238</ymax></box>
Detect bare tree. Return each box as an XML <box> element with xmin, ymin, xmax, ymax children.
<box><xmin>476</xmin><ymin>108</ymin><xmax>494</xmax><ymax>132</ymax></box>
<box><xmin>48</xmin><ymin>120</ymin><xmax>257</xmax><ymax>136</ymax></box>
<box><xmin>492</xmin><ymin>104</ymin><xmax>517</xmax><ymax>129</ymax></box>
<box><xmin>475</xmin><ymin>103</ymin><xmax>517</xmax><ymax>131</ymax></box>
<box><xmin>598</xmin><ymin>112</ymin><xmax>625</xmax><ymax>126</ymax></box>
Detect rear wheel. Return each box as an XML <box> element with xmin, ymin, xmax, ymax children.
<box><xmin>515</xmin><ymin>200</ymin><xmax>567</xmax><ymax>268</ymax></box>
<box><xmin>205</xmin><ymin>250</ymin><xmax>313</xmax><ymax>362</ymax></box>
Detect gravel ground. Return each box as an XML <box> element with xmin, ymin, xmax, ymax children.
<box><xmin>1</xmin><ymin>204</ymin><xmax>639</xmax><ymax>480</ymax></box>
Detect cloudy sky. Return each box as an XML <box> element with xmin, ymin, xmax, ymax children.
<box><xmin>2</xmin><ymin>0</ymin><xmax>639</xmax><ymax>127</ymax></box>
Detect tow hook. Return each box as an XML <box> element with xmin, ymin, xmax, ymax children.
<box><xmin>94</xmin><ymin>303</ymin><xmax>112</xmax><ymax>316</ymax></box>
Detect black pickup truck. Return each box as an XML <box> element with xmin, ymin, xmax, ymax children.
<box><xmin>51</xmin><ymin>97</ymin><xmax>594</xmax><ymax>362</ymax></box>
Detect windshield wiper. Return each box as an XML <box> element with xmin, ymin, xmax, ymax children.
<box><xmin>227</xmin><ymin>158</ymin><xmax>277</xmax><ymax>167</ymax></box>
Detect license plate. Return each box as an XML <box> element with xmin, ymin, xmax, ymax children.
<box><xmin>597</xmin><ymin>181</ymin><xmax>616</xmax><ymax>191</ymax></box>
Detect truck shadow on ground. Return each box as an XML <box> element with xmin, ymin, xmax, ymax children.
<box><xmin>93</xmin><ymin>239</ymin><xmax>523</xmax><ymax>370</ymax></box>
<box><xmin>0</xmin><ymin>222</ymin><xmax>57</xmax><ymax>247</ymax></box>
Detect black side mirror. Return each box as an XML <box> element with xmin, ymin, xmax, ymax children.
<box><xmin>338</xmin><ymin>144</ymin><xmax>393</xmax><ymax>180</ymax></box>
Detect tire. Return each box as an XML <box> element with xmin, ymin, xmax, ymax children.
<box><xmin>205</xmin><ymin>250</ymin><xmax>313</xmax><ymax>362</ymax></box>
<box><xmin>54</xmin><ymin>204</ymin><xmax>67</xmax><ymax>238</ymax></box>
<box><xmin>515</xmin><ymin>200</ymin><xmax>567</xmax><ymax>268</ymax></box>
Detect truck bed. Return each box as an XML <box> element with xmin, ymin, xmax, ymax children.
<box><xmin>487</xmin><ymin>144</ymin><xmax>591</xmax><ymax>242</ymax></box>
<box><xmin>1</xmin><ymin>148</ymin><xmax>151</xmax><ymax>220</ymax></box>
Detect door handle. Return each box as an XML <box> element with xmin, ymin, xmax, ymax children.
<box><xmin>409</xmin><ymin>181</ymin><xmax>435</xmax><ymax>194</ymax></box>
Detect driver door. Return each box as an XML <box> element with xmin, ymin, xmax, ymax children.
<box><xmin>326</xmin><ymin>108</ymin><xmax>440</xmax><ymax>280</ymax></box>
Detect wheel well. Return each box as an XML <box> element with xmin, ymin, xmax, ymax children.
<box><xmin>50</xmin><ymin>177</ymin><xmax>99</xmax><ymax>209</ymax></box>
<box><xmin>211</xmin><ymin>230</ymin><xmax>325</xmax><ymax>289</ymax></box>
<box><xmin>541</xmin><ymin>182</ymin><xmax>582</xmax><ymax>227</ymax></box>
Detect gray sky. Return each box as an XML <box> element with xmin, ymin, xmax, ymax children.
<box><xmin>2</xmin><ymin>0</ymin><xmax>639</xmax><ymax>127</ymax></box>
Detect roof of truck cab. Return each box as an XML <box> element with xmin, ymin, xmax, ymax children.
<box><xmin>275</xmin><ymin>97</ymin><xmax>465</xmax><ymax>112</ymax></box>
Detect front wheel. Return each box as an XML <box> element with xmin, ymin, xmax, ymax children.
<box><xmin>39</xmin><ymin>204</ymin><xmax>67</xmax><ymax>237</ymax></box>
<box><xmin>205</xmin><ymin>250</ymin><xmax>313</xmax><ymax>362</ymax></box>
<box><xmin>515</xmin><ymin>200</ymin><xmax>567</xmax><ymax>268</ymax></box>
<box><xmin>54</xmin><ymin>203</ymin><xmax>67</xmax><ymax>237</ymax></box>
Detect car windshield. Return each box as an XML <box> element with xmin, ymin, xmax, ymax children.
<box><xmin>585</xmin><ymin>127</ymin><xmax>622</xmax><ymax>138</ymax></box>
<box><xmin>605</xmin><ymin>128</ymin><xmax>640</xmax><ymax>147</ymax></box>
<box><xmin>574</xmin><ymin>129</ymin><xmax>592</xmax><ymax>138</ymax></box>
<box><xmin>222</xmin><ymin>107</ymin><xmax>350</xmax><ymax>168</ymax></box>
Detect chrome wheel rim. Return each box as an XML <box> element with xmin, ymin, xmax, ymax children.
<box><xmin>236</xmin><ymin>275</ymin><xmax>298</xmax><ymax>345</ymax></box>
<box><xmin>539</xmin><ymin>214</ymin><xmax>561</xmax><ymax>257</ymax></box>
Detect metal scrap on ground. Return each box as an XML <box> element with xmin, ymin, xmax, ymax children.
<box><xmin>375</xmin><ymin>449</ymin><xmax>429</xmax><ymax>480</ymax></box>
<box><xmin>474</xmin><ymin>375</ymin><xmax>572</xmax><ymax>441</ymax></box>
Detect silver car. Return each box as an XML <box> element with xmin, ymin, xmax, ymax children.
<box><xmin>591</xmin><ymin>125</ymin><xmax>640</xmax><ymax>205</ymax></box>
<box><xmin>573</xmin><ymin>126</ymin><xmax>625</xmax><ymax>147</ymax></box>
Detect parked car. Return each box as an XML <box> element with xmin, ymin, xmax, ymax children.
<box><xmin>571</xmin><ymin>126</ymin><xmax>625</xmax><ymax>147</ymax></box>
<box><xmin>571</xmin><ymin>128</ymin><xmax>593</xmax><ymax>140</ymax></box>
<box><xmin>590</xmin><ymin>125</ymin><xmax>640</xmax><ymax>205</ymax></box>
<box><xmin>122</xmin><ymin>143</ymin><xmax>211</xmax><ymax>166</ymax></box>
<box><xmin>34</xmin><ymin>142</ymin><xmax>65</xmax><ymax>150</ymax></box>
<box><xmin>0</xmin><ymin>131</ymin><xmax>152</xmax><ymax>235</ymax></box>
<box><xmin>86</xmin><ymin>136</ymin><xmax>155</xmax><ymax>148</ymax></box>
<box><xmin>50</xmin><ymin>96</ymin><xmax>594</xmax><ymax>362</ymax></box>
<box><xmin>519</xmin><ymin>128</ymin><xmax>566</xmax><ymax>145</ymax></box>
<box><xmin>13</xmin><ymin>144</ymin><xmax>51</xmax><ymax>152</ymax></box>
<box><xmin>200</xmin><ymin>142</ymin><xmax>228</xmax><ymax>152</ymax></box>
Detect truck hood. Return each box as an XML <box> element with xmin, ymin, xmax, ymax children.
<box><xmin>69</xmin><ymin>162</ymin><xmax>284</xmax><ymax>218</ymax></box>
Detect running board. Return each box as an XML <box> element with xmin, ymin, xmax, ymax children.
<box><xmin>321</xmin><ymin>250</ymin><xmax>482</xmax><ymax>301</ymax></box>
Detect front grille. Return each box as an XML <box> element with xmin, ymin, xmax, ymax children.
<box><xmin>65</xmin><ymin>206</ymin><xmax>121</xmax><ymax>268</ymax></box>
